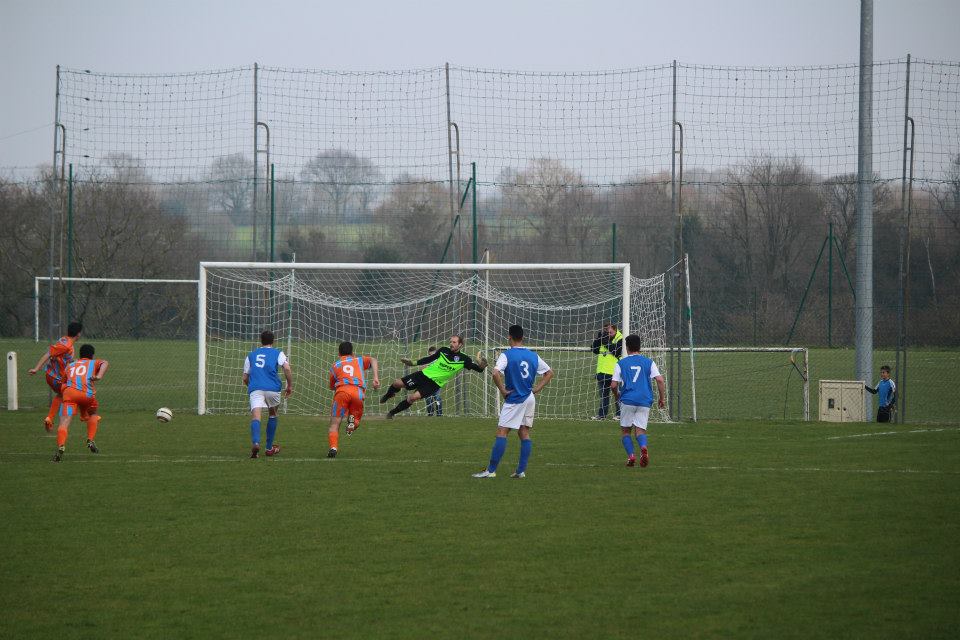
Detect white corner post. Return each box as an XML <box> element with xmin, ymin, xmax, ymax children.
<box><xmin>621</xmin><ymin>262</ymin><xmax>631</xmax><ymax>336</ymax></box>
<box><xmin>6</xmin><ymin>352</ymin><xmax>17</xmax><ymax>411</ymax></box>
<box><xmin>197</xmin><ymin>266</ymin><xmax>208</xmax><ymax>415</ymax></box>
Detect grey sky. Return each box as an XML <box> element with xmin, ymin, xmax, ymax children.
<box><xmin>1</xmin><ymin>0</ymin><xmax>958</xmax><ymax>168</ymax></box>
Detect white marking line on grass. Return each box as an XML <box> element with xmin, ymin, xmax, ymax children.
<box><xmin>3</xmin><ymin>453</ymin><xmax>957</xmax><ymax>475</ymax></box>
<box><xmin>826</xmin><ymin>427</ymin><xmax>960</xmax><ymax>440</ymax></box>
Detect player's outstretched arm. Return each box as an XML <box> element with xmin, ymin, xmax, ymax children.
<box><xmin>864</xmin><ymin>383</ymin><xmax>878</xmax><ymax>394</ymax></box>
<box><xmin>400</xmin><ymin>357</ymin><xmax>414</xmax><ymax>366</ymax></box>
<box><xmin>29</xmin><ymin>351</ymin><xmax>50</xmax><ymax>375</ymax></box>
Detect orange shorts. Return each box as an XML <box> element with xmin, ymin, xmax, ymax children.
<box><xmin>332</xmin><ymin>387</ymin><xmax>364</xmax><ymax>424</ymax></box>
<box><xmin>45</xmin><ymin>373</ymin><xmax>64</xmax><ymax>395</ymax></box>
<box><xmin>61</xmin><ymin>387</ymin><xmax>99</xmax><ymax>419</ymax></box>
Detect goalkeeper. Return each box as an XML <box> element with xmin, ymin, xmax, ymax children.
<box><xmin>381</xmin><ymin>335</ymin><xmax>487</xmax><ymax>418</ymax></box>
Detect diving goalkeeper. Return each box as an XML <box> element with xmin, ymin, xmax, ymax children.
<box><xmin>381</xmin><ymin>334</ymin><xmax>487</xmax><ymax>418</ymax></box>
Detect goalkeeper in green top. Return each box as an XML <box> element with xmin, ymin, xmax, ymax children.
<box><xmin>380</xmin><ymin>335</ymin><xmax>487</xmax><ymax>419</ymax></box>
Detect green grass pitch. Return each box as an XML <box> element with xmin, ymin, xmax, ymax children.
<box><xmin>1</xmin><ymin>410</ymin><xmax>958</xmax><ymax>638</ymax></box>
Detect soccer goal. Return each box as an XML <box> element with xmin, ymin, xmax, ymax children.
<box><xmin>198</xmin><ymin>262</ymin><xmax>669</xmax><ymax>419</ymax></box>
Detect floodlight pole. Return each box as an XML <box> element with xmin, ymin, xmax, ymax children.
<box><xmin>854</xmin><ymin>0</ymin><xmax>874</xmax><ymax>420</ymax></box>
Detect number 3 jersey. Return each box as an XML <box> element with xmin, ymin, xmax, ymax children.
<box><xmin>495</xmin><ymin>347</ymin><xmax>551</xmax><ymax>404</ymax></box>
<box><xmin>612</xmin><ymin>354</ymin><xmax>661</xmax><ymax>408</ymax></box>
<box><xmin>244</xmin><ymin>347</ymin><xmax>288</xmax><ymax>393</ymax></box>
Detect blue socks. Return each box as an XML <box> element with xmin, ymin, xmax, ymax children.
<box><xmin>488</xmin><ymin>436</ymin><xmax>508</xmax><ymax>472</ymax></box>
<box><xmin>250</xmin><ymin>419</ymin><xmax>261</xmax><ymax>446</ymax></box>
<box><xmin>266</xmin><ymin>416</ymin><xmax>278</xmax><ymax>449</ymax></box>
<box><xmin>636</xmin><ymin>432</ymin><xmax>647</xmax><ymax>449</ymax></box>
<box><xmin>621</xmin><ymin>435</ymin><xmax>635</xmax><ymax>456</ymax></box>
<box><xmin>517</xmin><ymin>439</ymin><xmax>532</xmax><ymax>474</ymax></box>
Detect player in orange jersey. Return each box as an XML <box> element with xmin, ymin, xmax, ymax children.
<box><xmin>327</xmin><ymin>341</ymin><xmax>379</xmax><ymax>458</ymax></box>
<box><xmin>29</xmin><ymin>321</ymin><xmax>83</xmax><ymax>432</ymax></box>
<box><xmin>52</xmin><ymin>343</ymin><xmax>108</xmax><ymax>462</ymax></box>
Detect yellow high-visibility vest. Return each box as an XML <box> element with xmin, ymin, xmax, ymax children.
<box><xmin>596</xmin><ymin>331</ymin><xmax>623</xmax><ymax>375</ymax></box>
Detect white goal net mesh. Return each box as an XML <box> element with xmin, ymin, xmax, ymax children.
<box><xmin>201</xmin><ymin>264</ymin><xmax>667</xmax><ymax>420</ymax></box>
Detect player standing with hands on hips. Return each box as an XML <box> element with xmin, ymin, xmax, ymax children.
<box><xmin>243</xmin><ymin>330</ymin><xmax>293</xmax><ymax>458</ymax></box>
<box><xmin>473</xmin><ymin>324</ymin><xmax>553</xmax><ymax>479</ymax></box>
<box><xmin>611</xmin><ymin>334</ymin><xmax>666</xmax><ymax>468</ymax></box>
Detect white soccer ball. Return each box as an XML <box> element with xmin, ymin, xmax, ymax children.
<box><xmin>156</xmin><ymin>407</ymin><xmax>173</xmax><ymax>423</ymax></box>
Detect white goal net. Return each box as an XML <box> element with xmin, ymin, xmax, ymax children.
<box><xmin>199</xmin><ymin>262</ymin><xmax>668</xmax><ymax>419</ymax></box>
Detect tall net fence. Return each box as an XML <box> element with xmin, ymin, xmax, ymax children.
<box><xmin>1</xmin><ymin>59</ymin><xmax>958</xmax><ymax>421</ymax></box>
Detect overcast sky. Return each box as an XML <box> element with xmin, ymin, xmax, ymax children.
<box><xmin>1</xmin><ymin>0</ymin><xmax>958</xmax><ymax>168</ymax></box>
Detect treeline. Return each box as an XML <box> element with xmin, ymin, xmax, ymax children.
<box><xmin>1</xmin><ymin>151</ymin><xmax>958</xmax><ymax>346</ymax></box>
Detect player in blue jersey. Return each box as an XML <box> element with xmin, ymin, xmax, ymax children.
<box><xmin>473</xmin><ymin>324</ymin><xmax>553</xmax><ymax>479</ymax></box>
<box><xmin>611</xmin><ymin>334</ymin><xmax>666</xmax><ymax>468</ymax></box>
<box><xmin>242</xmin><ymin>330</ymin><xmax>294</xmax><ymax>458</ymax></box>
<box><xmin>865</xmin><ymin>364</ymin><xmax>896</xmax><ymax>423</ymax></box>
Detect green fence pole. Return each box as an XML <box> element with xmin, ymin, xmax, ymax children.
<box><xmin>786</xmin><ymin>234</ymin><xmax>828</xmax><ymax>345</ymax></box>
<box><xmin>67</xmin><ymin>163</ymin><xmax>73</xmax><ymax>319</ymax></box>
<box><xmin>270</xmin><ymin>163</ymin><xmax>276</xmax><ymax>263</ymax></box>
<box><xmin>611</xmin><ymin>222</ymin><xmax>617</xmax><ymax>262</ymax></box>
<box><xmin>828</xmin><ymin>221</ymin><xmax>833</xmax><ymax>347</ymax></box>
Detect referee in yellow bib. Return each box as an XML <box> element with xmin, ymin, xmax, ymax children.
<box><xmin>591</xmin><ymin>321</ymin><xmax>623</xmax><ymax>420</ymax></box>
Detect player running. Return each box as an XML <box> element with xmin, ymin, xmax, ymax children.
<box><xmin>380</xmin><ymin>334</ymin><xmax>487</xmax><ymax>418</ymax></box>
<box><xmin>610</xmin><ymin>334</ymin><xmax>666</xmax><ymax>468</ymax></box>
<box><xmin>52</xmin><ymin>343</ymin><xmax>107</xmax><ymax>462</ymax></box>
<box><xmin>327</xmin><ymin>341</ymin><xmax>380</xmax><ymax>458</ymax></box>
<box><xmin>243</xmin><ymin>330</ymin><xmax>294</xmax><ymax>459</ymax></box>
<box><xmin>29</xmin><ymin>321</ymin><xmax>82</xmax><ymax>432</ymax></box>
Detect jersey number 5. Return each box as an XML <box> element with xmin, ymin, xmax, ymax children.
<box><xmin>255</xmin><ymin>354</ymin><xmax>267</xmax><ymax>368</ymax></box>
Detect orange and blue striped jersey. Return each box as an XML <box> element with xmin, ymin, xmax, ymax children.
<box><xmin>329</xmin><ymin>356</ymin><xmax>373</xmax><ymax>393</ymax></box>
<box><xmin>61</xmin><ymin>358</ymin><xmax>104</xmax><ymax>397</ymax></box>
<box><xmin>45</xmin><ymin>336</ymin><xmax>76</xmax><ymax>382</ymax></box>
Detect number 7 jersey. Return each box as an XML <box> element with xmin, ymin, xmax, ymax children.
<box><xmin>612</xmin><ymin>354</ymin><xmax>661</xmax><ymax>408</ymax></box>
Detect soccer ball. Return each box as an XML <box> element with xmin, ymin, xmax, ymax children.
<box><xmin>156</xmin><ymin>407</ymin><xmax>173</xmax><ymax>423</ymax></box>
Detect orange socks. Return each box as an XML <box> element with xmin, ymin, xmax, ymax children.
<box><xmin>328</xmin><ymin>431</ymin><xmax>339</xmax><ymax>450</ymax></box>
<box><xmin>57</xmin><ymin>425</ymin><xmax>68</xmax><ymax>447</ymax></box>
<box><xmin>47</xmin><ymin>396</ymin><xmax>62</xmax><ymax>423</ymax></box>
<box><xmin>86</xmin><ymin>415</ymin><xmax>100</xmax><ymax>442</ymax></box>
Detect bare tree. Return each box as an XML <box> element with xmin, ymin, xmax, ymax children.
<box><xmin>500</xmin><ymin>158</ymin><xmax>600</xmax><ymax>261</ymax></box>
<box><xmin>208</xmin><ymin>153</ymin><xmax>253</xmax><ymax>225</ymax></box>
<box><xmin>721</xmin><ymin>157</ymin><xmax>824</xmax><ymax>293</ymax></box>
<box><xmin>301</xmin><ymin>149</ymin><xmax>380</xmax><ymax>225</ymax></box>
<box><xmin>375</xmin><ymin>176</ymin><xmax>449</xmax><ymax>262</ymax></box>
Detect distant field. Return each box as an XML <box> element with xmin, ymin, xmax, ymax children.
<box><xmin>2</xmin><ymin>338</ymin><xmax>957</xmax><ymax>422</ymax></box>
<box><xmin>0</xmin><ymin>412</ymin><xmax>957</xmax><ymax>638</ymax></box>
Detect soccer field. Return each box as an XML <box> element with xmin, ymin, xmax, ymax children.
<box><xmin>1</xmin><ymin>412</ymin><xmax>958</xmax><ymax>638</ymax></box>
<box><xmin>3</xmin><ymin>337</ymin><xmax>959</xmax><ymax>422</ymax></box>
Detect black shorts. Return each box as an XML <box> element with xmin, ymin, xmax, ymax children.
<box><xmin>401</xmin><ymin>371</ymin><xmax>441</xmax><ymax>398</ymax></box>
<box><xmin>877</xmin><ymin>406</ymin><xmax>892</xmax><ymax>423</ymax></box>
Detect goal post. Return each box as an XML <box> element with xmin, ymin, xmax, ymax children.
<box><xmin>198</xmin><ymin>262</ymin><xmax>668</xmax><ymax>418</ymax></box>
